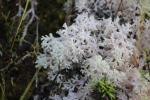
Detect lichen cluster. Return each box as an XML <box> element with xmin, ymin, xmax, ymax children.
<box><xmin>35</xmin><ymin>0</ymin><xmax>150</xmax><ymax>100</ymax></box>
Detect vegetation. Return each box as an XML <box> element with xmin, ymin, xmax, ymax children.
<box><xmin>0</xmin><ymin>0</ymin><xmax>150</xmax><ymax>100</ymax></box>
<box><xmin>0</xmin><ymin>0</ymin><xmax>66</xmax><ymax>99</ymax></box>
<box><xmin>96</xmin><ymin>78</ymin><xmax>116</xmax><ymax>100</ymax></box>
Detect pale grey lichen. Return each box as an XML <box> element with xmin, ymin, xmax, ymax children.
<box><xmin>35</xmin><ymin>0</ymin><xmax>150</xmax><ymax>99</ymax></box>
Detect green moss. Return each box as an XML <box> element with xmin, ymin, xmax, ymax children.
<box><xmin>96</xmin><ymin>78</ymin><xmax>116</xmax><ymax>100</ymax></box>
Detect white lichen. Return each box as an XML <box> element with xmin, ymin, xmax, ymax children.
<box><xmin>35</xmin><ymin>0</ymin><xmax>150</xmax><ymax>99</ymax></box>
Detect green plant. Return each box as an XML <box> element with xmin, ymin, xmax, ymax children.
<box><xmin>11</xmin><ymin>0</ymin><xmax>30</xmax><ymax>50</ymax></box>
<box><xmin>96</xmin><ymin>78</ymin><xmax>116</xmax><ymax>100</ymax></box>
<box><xmin>19</xmin><ymin>67</ymin><xmax>41</xmax><ymax>100</ymax></box>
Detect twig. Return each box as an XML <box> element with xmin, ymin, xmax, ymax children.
<box><xmin>0</xmin><ymin>59</ymin><xmax>13</xmax><ymax>72</ymax></box>
<box><xmin>15</xmin><ymin>53</ymin><xmax>32</xmax><ymax>65</ymax></box>
<box><xmin>11</xmin><ymin>0</ymin><xmax>30</xmax><ymax>50</ymax></box>
<box><xmin>19</xmin><ymin>67</ymin><xmax>41</xmax><ymax>100</ymax></box>
<box><xmin>0</xmin><ymin>52</ymin><xmax>34</xmax><ymax>72</ymax></box>
<box><xmin>20</xmin><ymin>0</ymin><xmax>39</xmax><ymax>46</ymax></box>
<box><xmin>115</xmin><ymin>0</ymin><xmax>123</xmax><ymax>16</ymax></box>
